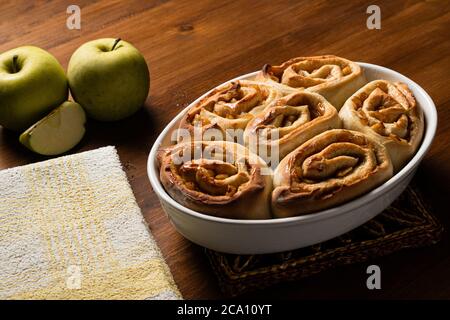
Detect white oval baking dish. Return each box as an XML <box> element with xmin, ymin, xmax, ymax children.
<box><xmin>147</xmin><ymin>63</ymin><xmax>437</xmax><ymax>254</ymax></box>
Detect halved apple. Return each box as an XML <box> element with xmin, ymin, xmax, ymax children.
<box><xmin>19</xmin><ymin>101</ymin><xmax>86</xmax><ymax>156</ymax></box>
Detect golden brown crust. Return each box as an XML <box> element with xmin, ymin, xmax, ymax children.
<box><xmin>256</xmin><ymin>55</ymin><xmax>366</xmax><ymax>109</ymax></box>
<box><xmin>159</xmin><ymin>141</ymin><xmax>273</xmax><ymax>219</ymax></box>
<box><xmin>177</xmin><ymin>80</ymin><xmax>293</xmax><ymax>143</ymax></box>
<box><xmin>339</xmin><ymin>80</ymin><xmax>424</xmax><ymax>171</ymax></box>
<box><xmin>272</xmin><ymin>129</ymin><xmax>393</xmax><ymax>217</ymax></box>
<box><xmin>244</xmin><ymin>91</ymin><xmax>342</xmax><ymax>163</ymax></box>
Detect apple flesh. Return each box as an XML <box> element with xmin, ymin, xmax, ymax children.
<box><xmin>0</xmin><ymin>46</ymin><xmax>68</xmax><ymax>131</ymax></box>
<box><xmin>67</xmin><ymin>38</ymin><xmax>150</xmax><ymax>121</ymax></box>
<box><xmin>19</xmin><ymin>101</ymin><xmax>86</xmax><ymax>156</ymax></box>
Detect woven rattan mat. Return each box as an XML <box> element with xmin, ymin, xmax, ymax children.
<box><xmin>205</xmin><ymin>183</ymin><xmax>443</xmax><ymax>297</ymax></box>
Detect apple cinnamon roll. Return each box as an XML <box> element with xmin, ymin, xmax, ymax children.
<box><xmin>177</xmin><ymin>80</ymin><xmax>293</xmax><ymax>143</ymax></box>
<box><xmin>244</xmin><ymin>91</ymin><xmax>342</xmax><ymax>163</ymax></box>
<box><xmin>272</xmin><ymin>129</ymin><xmax>393</xmax><ymax>218</ymax></box>
<box><xmin>339</xmin><ymin>80</ymin><xmax>424</xmax><ymax>171</ymax></box>
<box><xmin>257</xmin><ymin>55</ymin><xmax>366</xmax><ymax>109</ymax></box>
<box><xmin>158</xmin><ymin>141</ymin><xmax>272</xmax><ymax>219</ymax></box>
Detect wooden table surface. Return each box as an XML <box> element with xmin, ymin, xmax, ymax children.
<box><xmin>1</xmin><ymin>0</ymin><xmax>449</xmax><ymax>299</ymax></box>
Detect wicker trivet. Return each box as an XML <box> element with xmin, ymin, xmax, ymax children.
<box><xmin>206</xmin><ymin>183</ymin><xmax>443</xmax><ymax>297</ymax></box>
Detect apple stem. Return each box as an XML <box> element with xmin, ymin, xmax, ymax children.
<box><xmin>12</xmin><ymin>55</ymin><xmax>19</xmax><ymax>73</ymax></box>
<box><xmin>112</xmin><ymin>38</ymin><xmax>121</xmax><ymax>51</ymax></box>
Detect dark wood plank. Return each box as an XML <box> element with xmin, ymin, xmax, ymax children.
<box><xmin>0</xmin><ymin>0</ymin><xmax>449</xmax><ymax>299</ymax></box>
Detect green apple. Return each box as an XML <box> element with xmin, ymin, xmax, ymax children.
<box><xmin>67</xmin><ymin>38</ymin><xmax>149</xmax><ymax>121</ymax></box>
<box><xmin>0</xmin><ymin>46</ymin><xmax>68</xmax><ymax>131</ymax></box>
<box><xmin>19</xmin><ymin>101</ymin><xmax>86</xmax><ymax>156</ymax></box>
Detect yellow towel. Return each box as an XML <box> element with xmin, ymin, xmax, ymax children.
<box><xmin>0</xmin><ymin>146</ymin><xmax>181</xmax><ymax>300</ymax></box>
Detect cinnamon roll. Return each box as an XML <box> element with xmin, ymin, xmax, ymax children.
<box><xmin>257</xmin><ymin>55</ymin><xmax>366</xmax><ymax>109</ymax></box>
<box><xmin>177</xmin><ymin>80</ymin><xmax>293</xmax><ymax>143</ymax></box>
<box><xmin>339</xmin><ymin>80</ymin><xmax>424</xmax><ymax>171</ymax></box>
<box><xmin>272</xmin><ymin>129</ymin><xmax>393</xmax><ymax>218</ymax></box>
<box><xmin>158</xmin><ymin>141</ymin><xmax>273</xmax><ymax>219</ymax></box>
<box><xmin>244</xmin><ymin>91</ymin><xmax>342</xmax><ymax>163</ymax></box>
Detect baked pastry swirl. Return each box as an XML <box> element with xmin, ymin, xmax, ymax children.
<box><xmin>158</xmin><ymin>141</ymin><xmax>272</xmax><ymax>219</ymax></box>
<box><xmin>177</xmin><ymin>80</ymin><xmax>293</xmax><ymax>143</ymax></box>
<box><xmin>244</xmin><ymin>91</ymin><xmax>341</xmax><ymax>163</ymax></box>
<box><xmin>271</xmin><ymin>129</ymin><xmax>393</xmax><ymax>218</ymax></box>
<box><xmin>339</xmin><ymin>80</ymin><xmax>424</xmax><ymax>171</ymax></box>
<box><xmin>257</xmin><ymin>55</ymin><xmax>366</xmax><ymax>109</ymax></box>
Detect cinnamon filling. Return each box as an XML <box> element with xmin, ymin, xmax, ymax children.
<box><xmin>175</xmin><ymin>159</ymin><xmax>251</xmax><ymax>196</ymax></box>
<box><xmin>188</xmin><ymin>82</ymin><xmax>270</xmax><ymax>125</ymax></box>
<box><xmin>291</xmin><ymin>141</ymin><xmax>380</xmax><ymax>187</ymax></box>
<box><xmin>269</xmin><ymin>59</ymin><xmax>352</xmax><ymax>87</ymax></box>
<box><xmin>255</xmin><ymin>96</ymin><xmax>325</xmax><ymax>140</ymax></box>
<box><xmin>356</xmin><ymin>86</ymin><xmax>413</xmax><ymax>141</ymax></box>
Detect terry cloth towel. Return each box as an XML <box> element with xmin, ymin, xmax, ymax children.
<box><xmin>0</xmin><ymin>146</ymin><xmax>181</xmax><ymax>300</ymax></box>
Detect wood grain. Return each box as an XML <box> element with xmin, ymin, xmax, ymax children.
<box><xmin>0</xmin><ymin>0</ymin><xmax>449</xmax><ymax>299</ymax></box>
